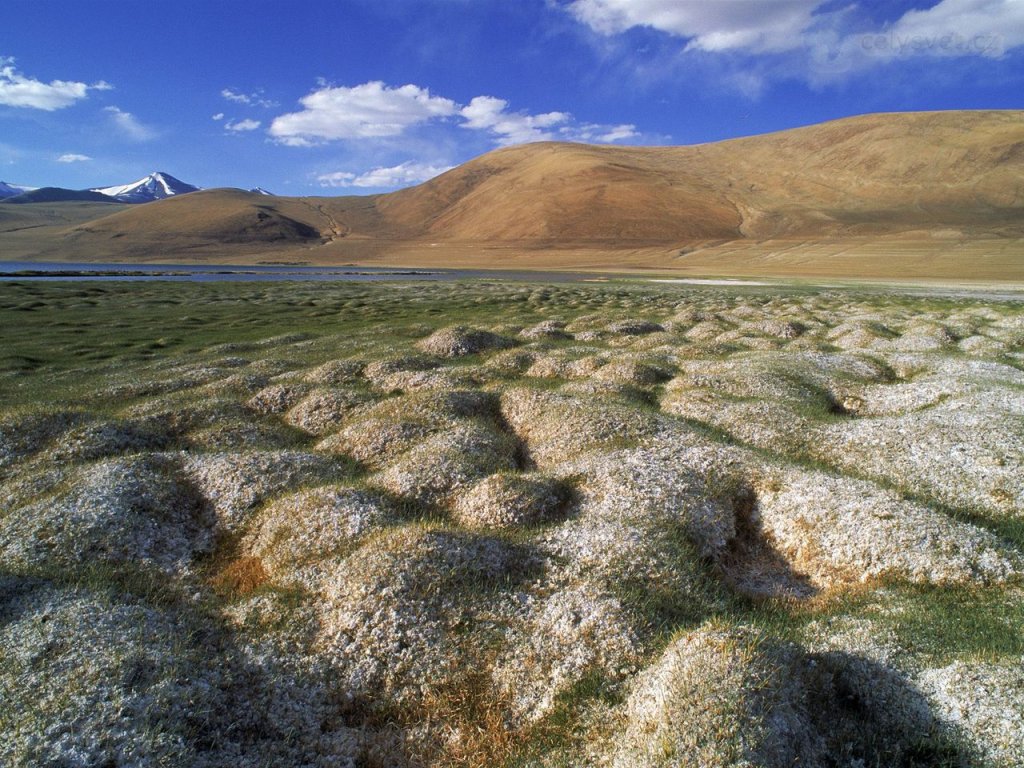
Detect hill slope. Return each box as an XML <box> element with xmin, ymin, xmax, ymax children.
<box><xmin>6</xmin><ymin>110</ymin><xmax>1024</xmax><ymax>274</ymax></box>
<box><xmin>373</xmin><ymin>110</ymin><xmax>1023</xmax><ymax>242</ymax></box>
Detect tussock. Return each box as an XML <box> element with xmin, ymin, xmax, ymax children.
<box><xmin>247</xmin><ymin>486</ymin><xmax>394</xmax><ymax>583</ymax></box>
<box><xmin>246</xmin><ymin>383</ymin><xmax>309</xmax><ymax>415</ymax></box>
<box><xmin>754</xmin><ymin>469</ymin><xmax>1023</xmax><ymax>586</ymax></box>
<box><xmin>284</xmin><ymin>388</ymin><xmax>371</xmax><ymax>435</ymax></box>
<box><xmin>0</xmin><ymin>456</ymin><xmax>210</xmax><ymax>573</ymax></box>
<box><xmin>453</xmin><ymin>472</ymin><xmax>570</xmax><ymax>529</ymax></box>
<box><xmin>415</xmin><ymin>325</ymin><xmax>515</xmax><ymax>358</ymax></box>
<box><xmin>318</xmin><ymin>528</ymin><xmax>535</xmax><ymax>708</ymax></box>
<box><xmin>3</xmin><ymin>279</ymin><xmax>1023</xmax><ymax>765</ymax></box>
<box><xmin>613</xmin><ymin>625</ymin><xmax>954</xmax><ymax>768</ymax></box>
<box><xmin>373</xmin><ymin>422</ymin><xmax>518</xmax><ymax>508</ymax></box>
<box><xmin>500</xmin><ymin>386</ymin><xmax>663</xmax><ymax>467</ymax></box>
<box><xmin>180</xmin><ymin>450</ymin><xmax>340</xmax><ymax>532</ymax></box>
<box><xmin>918</xmin><ymin>659</ymin><xmax>1024</xmax><ymax>766</ymax></box>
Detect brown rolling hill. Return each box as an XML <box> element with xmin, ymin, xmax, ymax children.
<box><xmin>5</xmin><ymin>110</ymin><xmax>1023</xmax><ymax>279</ymax></box>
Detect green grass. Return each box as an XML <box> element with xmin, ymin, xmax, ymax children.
<box><xmin>877</xmin><ymin>583</ymin><xmax>1024</xmax><ymax>664</ymax></box>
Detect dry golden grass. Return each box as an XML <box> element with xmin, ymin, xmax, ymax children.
<box><xmin>210</xmin><ymin>555</ymin><xmax>270</xmax><ymax>598</ymax></box>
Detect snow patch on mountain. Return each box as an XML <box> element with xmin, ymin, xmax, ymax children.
<box><xmin>0</xmin><ymin>181</ymin><xmax>38</xmax><ymax>199</ymax></box>
<box><xmin>92</xmin><ymin>172</ymin><xmax>200</xmax><ymax>203</ymax></box>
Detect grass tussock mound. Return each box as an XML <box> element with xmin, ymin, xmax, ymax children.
<box><xmin>246</xmin><ymin>486</ymin><xmax>394</xmax><ymax>583</ymax></box>
<box><xmin>415</xmin><ymin>325</ymin><xmax>515</xmax><ymax>358</ymax></box>
<box><xmin>453</xmin><ymin>471</ymin><xmax>571</xmax><ymax>529</ymax></box>
<box><xmin>612</xmin><ymin>624</ymin><xmax>962</xmax><ymax>768</ymax></box>
<box><xmin>318</xmin><ymin>528</ymin><xmax>537</xmax><ymax>708</ymax></box>
<box><xmin>2</xmin><ymin>279</ymin><xmax>1022</xmax><ymax>766</ymax></box>
<box><xmin>0</xmin><ymin>456</ymin><xmax>211</xmax><ymax>574</ymax></box>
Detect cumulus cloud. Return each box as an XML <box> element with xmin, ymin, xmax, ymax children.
<box><xmin>0</xmin><ymin>57</ymin><xmax>111</xmax><ymax>111</ymax></box>
<box><xmin>57</xmin><ymin>153</ymin><xmax>91</xmax><ymax>163</ymax></box>
<box><xmin>271</xmin><ymin>80</ymin><xmax>644</xmax><ymax>148</ymax></box>
<box><xmin>317</xmin><ymin>161</ymin><xmax>454</xmax><ymax>189</ymax></box>
<box><xmin>221</xmin><ymin>88</ymin><xmax>277</xmax><ymax>108</ymax></box>
<box><xmin>225</xmin><ymin>118</ymin><xmax>261</xmax><ymax>132</ymax></box>
<box><xmin>567</xmin><ymin>0</ymin><xmax>822</xmax><ymax>53</ymax></box>
<box><xmin>212</xmin><ymin>112</ymin><xmax>225</xmax><ymax>121</ymax></box>
<box><xmin>104</xmin><ymin>106</ymin><xmax>157</xmax><ymax>141</ymax></box>
<box><xmin>460</xmin><ymin>96</ymin><xmax>571</xmax><ymax>145</ymax></box>
<box><xmin>269</xmin><ymin>81</ymin><xmax>457</xmax><ymax>145</ymax></box>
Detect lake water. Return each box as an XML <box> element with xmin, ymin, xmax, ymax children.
<box><xmin>0</xmin><ymin>261</ymin><xmax>605</xmax><ymax>283</ymax></box>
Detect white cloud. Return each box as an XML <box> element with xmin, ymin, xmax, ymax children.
<box><xmin>212</xmin><ymin>112</ymin><xmax>225</xmax><ymax>121</ymax></box>
<box><xmin>568</xmin><ymin>0</ymin><xmax>1024</xmax><ymax>86</ymax></box>
<box><xmin>57</xmin><ymin>153</ymin><xmax>91</xmax><ymax>163</ymax></box>
<box><xmin>461</xmin><ymin>96</ymin><xmax>640</xmax><ymax>146</ymax></box>
<box><xmin>271</xmin><ymin>80</ymin><xmax>643</xmax><ymax>149</ymax></box>
<box><xmin>567</xmin><ymin>0</ymin><xmax>823</xmax><ymax>53</ymax></box>
<box><xmin>0</xmin><ymin>57</ymin><xmax>111</xmax><ymax>111</ymax></box>
<box><xmin>221</xmin><ymin>88</ymin><xmax>277</xmax><ymax>108</ymax></box>
<box><xmin>570</xmin><ymin>123</ymin><xmax>639</xmax><ymax>143</ymax></box>
<box><xmin>806</xmin><ymin>0</ymin><xmax>1024</xmax><ymax>81</ymax></box>
<box><xmin>225</xmin><ymin>118</ymin><xmax>261</xmax><ymax>132</ymax></box>
<box><xmin>317</xmin><ymin>161</ymin><xmax>454</xmax><ymax>189</ymax></box>
<box><xmin>460</xmin><ymin>96</ymin><xmax>571</xmax><ymax>145</ymax></box>
<box><xmin>269</xmin><ymin>81</ymin><xmax>458</xmax><ymax>145</ymax></box>
<box><xmin>866</xmin><ymin>0</ymin><xmax>1023</xmax><ymax>59</ymax></box>
<box><xmin>104</xmin><ymin>106</ymin><xmax>157</xmax><ymax>141</ymax></box>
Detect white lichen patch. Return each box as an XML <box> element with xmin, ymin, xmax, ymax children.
<box><xmin>180</xmin><ymin>450</ymin><xmax>341</xmax><ymax>533</ymax></box>
<box><xmin>0</xmin><ymin>456</ymin><xmax>211</xmax><ymax>573</ymax></box>
<box><xmin>917</xmin><ymin>659</ymin><xmax>1024</xmax><ymax>767</ymax></box>
<box><xmin>753</xmin><ymin>469</ymin><xmax>1023</xmax><ymax>586</ymax></box>
<box><xmin>317</xmin><ymin>528</ymin><xmax>535</xmax><ymax>707</ymax></box>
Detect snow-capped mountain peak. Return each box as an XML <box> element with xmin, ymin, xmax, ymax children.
<box><xmin>250</xmin><ymin>187</ymin><xmax>274</xmax><ymax>196</ymax></box>
<box><xmin>0</xmin><ymin>181</ymin><xmax>38</xmax><ymax>199</ymax></box>
<box><xmin>91</xmin><ymin>172</ymin><xmax>200</xmax><ymax>203</ymax></box>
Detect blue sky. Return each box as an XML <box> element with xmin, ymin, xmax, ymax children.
<box><xmin>2</xmin><ymin>0</ymin><xmax>1022</xmax><ymax>194</ymax></box>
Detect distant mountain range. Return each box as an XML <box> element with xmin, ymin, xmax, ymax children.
<box><xmin>2</xmin><ymin>188</ymin><xmax>117</xmax><ymax>205</ymax></box>
<box><xmin>0</xmin><ymin>181</ymin><xmax>36</xmax><ymax>198</ymax></box>
<box><xmin>2</xmin><ymin>111</ymin><xmax>1022</xmax><ymax>281</ymax></box>
<box><xmin>0</xmin><ymin>172</ymin><xmax>201</xmax><ymax>204</ymax></box>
